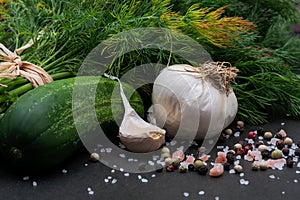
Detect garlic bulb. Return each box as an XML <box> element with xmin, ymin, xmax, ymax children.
<box><xmin>105</xmin><ymin>74</ymin><xmax>166</xmax><ymax>153</ymax></box>
<box><xmin>149</xmin><ymin>62</ymin><xmax>238</xmax><ymax>140</ymax></box>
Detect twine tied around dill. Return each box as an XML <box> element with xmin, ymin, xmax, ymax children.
<box><xmin>0</xmin><ymin>38</ymin><xmax>53</xmax><ymax>87</ymax></box>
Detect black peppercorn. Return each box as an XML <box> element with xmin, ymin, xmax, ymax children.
<box><xmin>282</xmin><ymin>148</ymin><xmax>290</xmax><ymax>156</ymax></box>
<box><xmin>255</xmin><ymin>141</ymin><xmax>264</xmax><ymax>148</ymax></box>
<box><xmin>286</xmin><ymin>157</ymin><xmax>294</xmax><ymax>168</ymax></box>
<box><xmin>218</xmin><ymin>133</ymin><xmax>227</xmax><ymax>143</ymax></box>
<box><xmin>294</xmin><ymin>148</ymin><xmax>300</xmax><ymax>157</ymax></box>
<box><xmin>188</xmin><ymin>164</ymin><xmax>195</xmax><ymax>171</ymax></box>
<box><xmin>198</xmin><ymin>165</ymin><xmax>208</xmax><ymax>175</ymax></box>
<box><xmin>261</xmin><ymin>149</ymin><xmax>270</xmax><ymax>159</ymax></box>
<box><xmin>297</xmin><ymin>140</ymin><xmax>300</xmax><ymax>148</ymax></box>
<box><xmin>257</xmin><ymin>127</ymin><xmax>265</xmax><ymax>136</ymax></box>
<box><xmin>226</xmin><ymin>153</ymin><xmax>235</xmax><ymax>164</ymax></box>
<box><xmin>276</xmin><ymin>140</ymin><xmax>284</xmax><ymax>150</ymax></box>
<box><xmin>223</xmin><ymin>162</ymin><xmax>231</xmax><ymax>171</ymax></box>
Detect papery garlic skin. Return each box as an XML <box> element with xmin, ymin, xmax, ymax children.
<box><xmin>150</xmin><ymin>64</ymin><xmax>238</xmax><ymax>140</ymax></box>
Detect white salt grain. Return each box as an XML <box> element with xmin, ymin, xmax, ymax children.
<box><xmin>62</xmin><ymin>169</ymin><xmax>68</xmax><ymax>174</ymax></box>
<box><xmin>148</xmin><ymin>161</ymin><xmax>155</xmax><ymax>166</ymax></box>
<box><xmin>229</xmin><ymin>169</ymin><xmax>236</xmax><ymax>174</ymax></box>
<box><xmin>111</xmin><ymin>169</ymin><xmax>115</xmax><ymax>173</ymax></box>
<box><xmin>215</xmin><ymin>196</ymin><xmax>220</xmax><ymax>200</ymax></box>
<box><xmin>138</xmin><ymin>175</ymin><xmax>142</xmax><ymax>180</ymax></box>
<box><xmin>88</xmin><ymin>191</ymin><xmax>94</xmax><ymax>195</ymax></box>
<box><xmin>23</xmin><ymin>176</ymin><xmax>30</xmax><ymax>181</ymax></box>
<box><xmin>240</xmin><ymin>179</ymin><xmax>249</xmax><ymax>185</ymax></box>
<box><xmin>87</xmin><ymin>187</ymin><xmax>92</xmax><ymax>192</ymax></box>
<box><xmin>141</xmin><ymin>178</ymin><xmax>149</xmax><ymax>183</ymax></box>
<box><xmin>240</xmin><ymin>173</ymin><xmax>244</xmax><ymax>177</ymax></box>
<box><xmin>294</xmin><ymin>179</ymin><xmax>298</xmax><ymax>183</ymax></box>
<box><xmin>32</xmin><ymin>181</ymin><xmax>37</xmax><ymax>187</ymax></box>
<box><xmin>104</xmin><ymin>179</ymin><xmax>109</xmax><ymax>183</ymax></box>
<box><xmin>258</xmin><ymin>136</ymin><xmax>264</xmax><ymax>140</ymax></box>
<box><xmin>282</xmin><ymin>191</ymin><xmax>285</xmax><ymax>195</ymax></box>
<box><xmin>107</xmin><ymin>176</ymin><xmax>112</xmax><ymax>180</ymax></box>
<box><xmin>269</xmin><ymin>175</ymin><xmax>276</xmax><ymax>179</ymax></box>
<box><xmin>124</xmin><ymin>173</ymin><xmax>130</xmax><ymax>177</ymax></box>
<box><xmin>183</xmin><ymin>192</ymin><xmax>189</xmax><ymax>197</ymax></box>
<box><xmin>198</xmin><ymin>191</ymin><xmax>205</xmax><ymax>195</ymax></box>
<box><xmin>119</xmin><ymin>153</ymin><xmax>126</xmax><ymax>158</ymax></box>
<box><xmin>236</xmin><ymin>155</ymin><xmax>241</xmax><ymax>160</ymax></box>
<box><xmin>297</xmin><ymin>162</ymin><xmax>300</xmax><ymax>168</ymax></box>
<box><xmin>296</xmin><ymin>170</ymin><xmax>300</xmax><ymax>174</ymax></box>
<box><xmin>84</xmin><ymin>163</ymin><xmax>88</xmax><ymax>167</ymax></box>
<box><xmin>111</xmin><ymin>178</ymin><xmax>118</xmax><ymax>184</ymax></box>
<box><xmin>234</xmin><ymin>132</ymin><xmax>240</xmax><ymax>137</ymax></box>
<box><xmin>151</xmin><ymin>174</ymin><xmax>156</xmax><ymax>178</ymax></box>
<box><xmin>119</xmin><ymin>168</ymin><xmax>124</xmax><ymax>172</ymax></box>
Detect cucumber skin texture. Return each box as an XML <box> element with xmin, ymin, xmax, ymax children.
<box><xmin>0</xmin><ymin>76</ymin><xmax>144</xmax><ymax>172</ymax></box>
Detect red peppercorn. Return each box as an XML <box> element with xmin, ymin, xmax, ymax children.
<box><xmin>248</xmin><ymin>131</ymin><xmax>256</xmax><ymax>139</ymax></box>
<box><xmin>236</xmin><ymin>148</ymin><xmax>245</xmax><ymax>157</ymax></box>
<box><xmin>166</xmin><ymin>164</ymin><xmax>174</xmax><ymax>172</ymax></box>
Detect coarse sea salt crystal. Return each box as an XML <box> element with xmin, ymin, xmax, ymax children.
<box><xmin>258</xmin><ymin>136</ymin><xmax>264</xmax><ymax>140</ymax></box>
<box><xmin>240</xmin><ymin>178</ymin><xmax>249</xmax><ymax>185</ymax></box>
<box><xmin>151</xmin><ymin>174</ymin><xmax>156</xmax><ymax>178</ymax></box>
<box><xmin>198</xmin><ymin>191</ymin><xmax>205</xmax><ymax>195</ymax></box>
<box><xmin>236</xmin><ymin>155</ymin><xmax>241</xmax><ymax>160</ymax></box>
<box><xmin>104</xmin><ymin>178</ymin><xmax>109</xmax><ymax>183</ymax></box>
<box><xmin>32</xmin><ymin>181</ymin><xmax>38</xmax><ymax>187</ymax></box>
<box><xmin>124</xmin><ymin>173</ymin><xmax>130</xmax><ymax>177</ymax></box>
<box><xmin>282</xmin><ymin>191</ymin><xmax>285</xmax><ymax>195</ymax></box>
<box><xmin>183</xmin><ymin>192</ymin><xmax>189</xmax><ymax>197</ymax></box>
<box><xmin>111</xmin><ymin>169</ymin><xmax>115</xmax><ymax>173</ymax></box>
<box><xmin>87</xmin><ymin>187</ymin><xmax>92</xmax><ymax>191</ymax></box>
<box><xmin>119</xmin><ymin>153</ymin><xmax>126</xmax><ymax>158</ymax></box>
<box><xmin>107</xmin><ymin>176</ymin><xmax>112</xmax><ymax>180</ymax></box>
<box><xmin>217</xmin><ymin>146</ymin><xmax>224</xmax><ymax>150</ymax></box>
<box><xmin>111</xmin><ymin>178</ymin><xmax>118</xmax><ymax>184</ymax></box>
<box><xmin>138</xmin><ymin>175</ymin><xmax>142</xmax><ymax>180</ymax></box>
<box><xmin>120</xmin><ymin>168</ymin><xmax>124</xmax><ymax>172</ymax></box>
<box><xmin>296</xmin><ymin>170</ymin><xmax>300</xmax><ymax>174</ymax></box>
<box><xmin>215</xmin><ymin>196</ymin><xmax>220</xmax><ymax>200</ymax></box>
<box><xmin>148</xmin><ymin>161</ymin><xmax>155</xmax><ymax>166</ymax></box>
<box><xmin>297</xmin><ymin>162</ymin><xmax>300</xmax><ymax>168</ymax></box>
<box><xmin>234</xmin><ymin>132</ymin><xmax>240</xmax><ymax>137</ymax></box>
<box><xmin>141</xmin><ymin>178</ymin><xmax>149</xmax><ymax>183</ymax></box>
<box><xmin>23</xmin><ymin>176</ymin><xmax>30</xmax><ymax>181</ymax></box>
<box><xmin>62</xmin><ymin>169</ymin><xmax>68</xmax><ymax>174</ymax></box>
<box><xmin>293</xmin><ymin>157</ymin><xmax>298</xmax><ymax>162</ymax></box>
<box><xmin>294</xmin><ymin>179</ymin><xmax>298</xmax><ymax>183</ymax></box>
<box><xmin>234</xmin><ymin>160</ymin><xmax>240</xmax><ymax>165</ymax></box>
<box><xmin>240</xmin><ymin>173</ymin><xmax>244</xmax><ymax>177</ymax></box>
<box><xmin>229</xmin><ymin>169</ymin><xmax>236</xmax><ymax>174</ymax></box>
<box><xmin>269</xmin><ymin>175</ymin><xmax>276</xmax><ymax>179</ymax></box>
<box><xmin>84</xmin><ymin>163</ymin><xmax>88</xmax><ymax>167</ymax></box>
<box><xmin>88</xmin><ymin>191</ymin><xmax>94</xmax><ymax>195</ymax></box>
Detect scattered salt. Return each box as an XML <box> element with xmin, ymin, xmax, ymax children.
<box><xmin>32</xmin><ymin>181</ymin><xmax>38</xmax><ymax>187</ymax></box>
<box><xmin>111</xmin><ymin>169</ymin><xmax>115</xmax><ymax>173</ymax></box>
<box><xmin>234</xmin><ymin>160</ymin><xmax>240</xmax><ymax>165</ymax></box>
<box><xmin>23</xmin><ymin>176</ymin><xmax>30</xmax><ymax>181</ymax></box>
<box><xmin>229</xmin><ymin>169</ymin><xmax>236</xmax><ymax>174</ymax></box>
<box><xmin>297</xmin><ymin>162</ymin><xmax>300</xmax><ymax>168</ymax></box>
<box><xmin>107</xmin><ymin>176</ymin><xmax>112</xmax><ymax>180</ymax></box>
<box><xmin>119</xmin><ymin>153</ymin><xmax>126</xmax><ymax>158</ymax></box>
<box><xmin>128</xmin><ymin>158</ymin><xmax>134</xmax><ymax>162</ymax></box>
<box><xmin>151</xmin><ymin>174</ymin><xmax>156</xmax><ymax>178</ymax></box>
<box><xmin>236</xmin><ymin>155</ymin><xmax>241</xmax><ymax>160</ymax></box>
<box><xmin>215</xmin><ymin>196</ymin><xmax>220</xmax><ymax>200</ymax></box>
<box><xmin>105</xmin><ymin>148</ymin><xmax>112</xmax><ymax>153</ymax></box>
<box><xmin>240</xmin><ymin>173</ymin><xmax>244</xmax><ymax>177</ymax></box>
<box><xmin>62</xmin><ymin>169</ymin><xmax>68</xmax><ymax>174</ymax></box>
<box><xmin>111</xmin><ymin>178</ymin><xmax>118</xmax><ymax>184</ymax></box>
<box><xmin>282</xmin><ymin>191</ymin><xmax>285</xmax><ymax>195</ymax></box>
<box><xmin>119</xmin><ymin>168</ymin><xmax>124</xmax><ymax>172</ymax></box>
<box><xmin>234</xmin><ymin>132</ymin><xmax>240</xmax><ymax>137</ymax></box>
<box><xmin>296</xmin><ymin>170</ymin><xmax>300</xmax><ymax>174</ymax></box>
<box><xmin>258</xmin><ymin>136</ymin><xmax>264</xmax><ymax>140</ymax></box>
<box><xmin>293</xmin><ymin>157</ymin><xmax>298</xmax><ymax>162</ymax></box>
<box><xmin>183</xmin><ymin>192</ymin><xmax>189</xmax><ymax>197</ymax></box>
<box><xmin>281</xmin><ymin>122</ymin><xmax>285</xmax><ymax>126</ymax></box>
<box><xmin>170</xmin><ymin>141</ymin><xmax>177</xmax><ymax>146</ymax></box>
<box><xmin>294</xmin><ymin>179</ymin><xmax>298</xmax><ymax>183</ymax></box>
<box><xmin>217</xmin><ymin>146</ymin><xmax>224</xmax><ymax>150</ymax></box>
<box><xmin>87</xmin><ymin>187</ymin><xmax>92</xmax><ymax>191</ymax></box>
<box><xmin>141</xmin><ymin>178</ymin><xmax>149</xmax><ymax>183</ymax></box>
<box><xmin>240</xmin><ymin>178</ymin><xmax>249</xmax><ymax>185</ymax></box>
<box><xmin>84</xmin><ymin>163</ymin><xmax>88</xmax><ymax>167</ymax></box>
<box><xmin>269</xmin><ymin>175</ymin><xmax>276</xmax><ymax>179</ymax></box>
<box><xmin>138</xmin><ymin>175</ymin><xmax>142</xmax><ymax>180</ymax></box>
<box><xmin>148</xmin><ymin>161</ymin><xmax>155</xmax><ymax>166</ymax></box>
<box><xmin>104</xmin><ymin>179</ymin><xmax>109</xmax><ymax>183</ymax></box>
<box><xmin>198</xmin><ymin>191</ymin><xmax>205</xmax><ymax>195</ymax></box>
<box><xmin>88</xmin><ymin>191</ymin><xmax>94</xmax><ymax>195</ymax></box>
<box><xmin>124</xmin><ymin>173</ymin><xmax>130</xmax><ymax>177</ymax></box>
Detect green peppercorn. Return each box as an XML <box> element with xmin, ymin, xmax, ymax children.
<box><xmin>194</xmin><ymin>160</ymin><xmax>204</xmax><ymax>170</ymax></box>
<box><xmin>172</xmin><ymin>159</ymin><xmax>180</xmax><ymax>169</ymax></box>
<box><xmin>271</xmin><ymin>149</ymin><xmax>282</xmax><ymax>159</ymax></box>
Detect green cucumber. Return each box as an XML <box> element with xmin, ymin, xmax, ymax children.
<box><xmin>0</xmin><ymin>76</ymin><xmax>144</xmax><ymax>172</ymax></box>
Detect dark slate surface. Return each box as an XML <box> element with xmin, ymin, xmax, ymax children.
<box><xmin>0</xmin><ymin>117</ymin><xmax>299</xmax><ymax>200</ymax></box>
